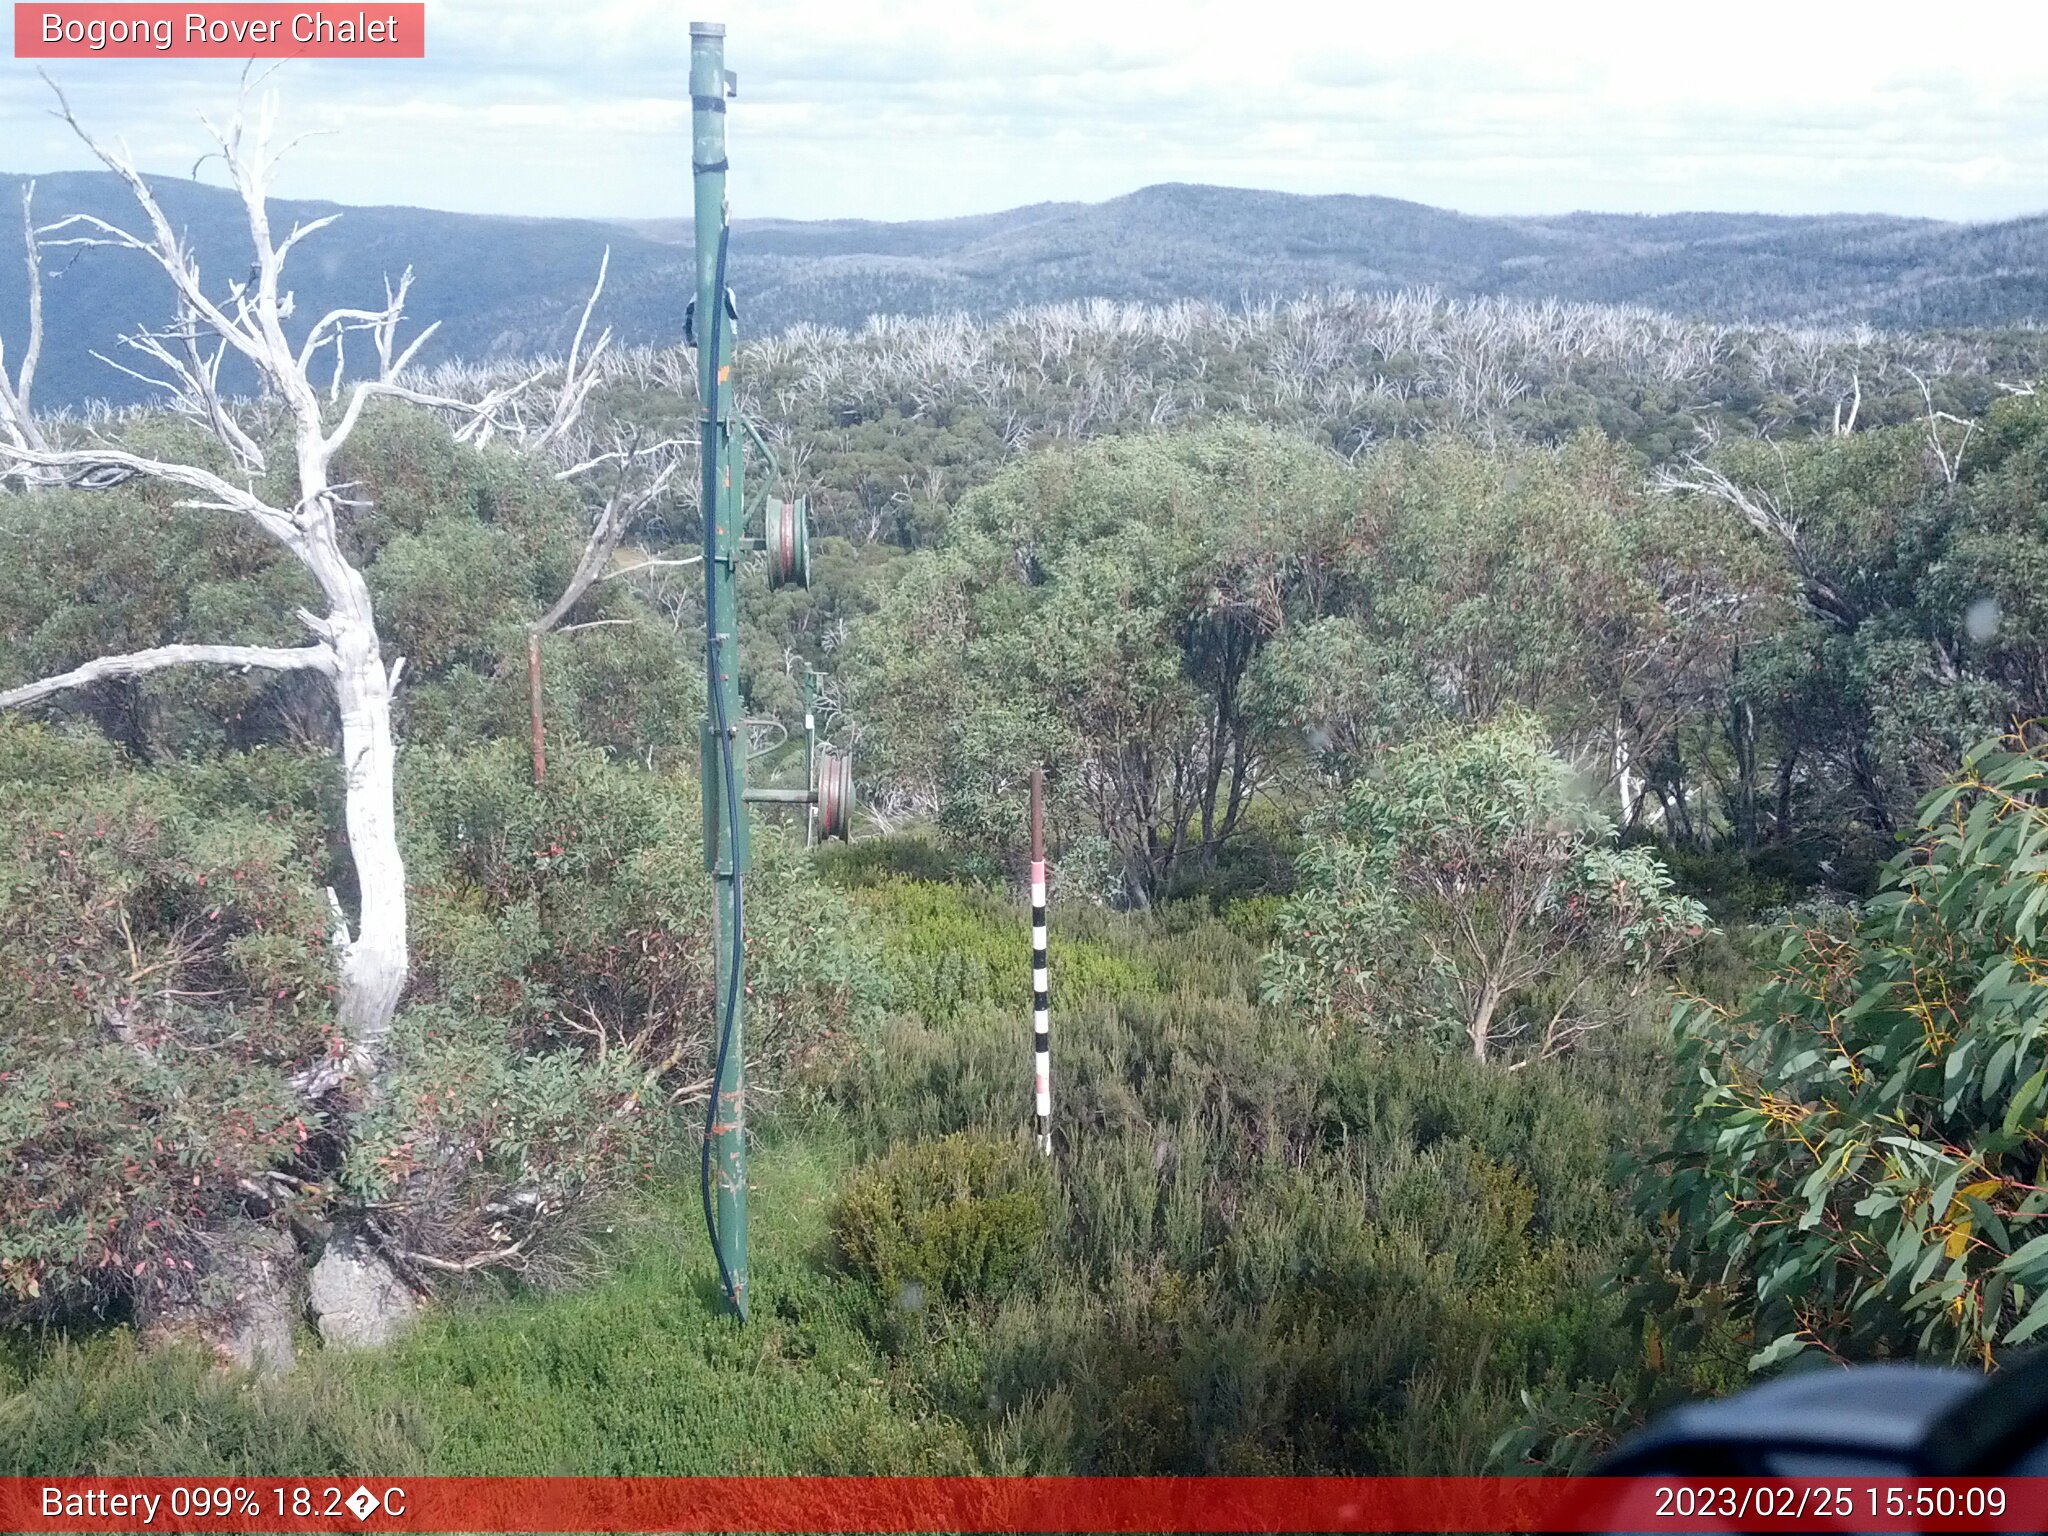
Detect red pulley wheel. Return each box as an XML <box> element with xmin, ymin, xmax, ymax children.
<box><xmin>766</xmin><ymin>497</ymin><xmax>811</xmax><ymax>591</ymax></box>
<box><xmin>816</xmin><ymin>748</ymin><xmax>853</xmax><ymax>842</ymax></box>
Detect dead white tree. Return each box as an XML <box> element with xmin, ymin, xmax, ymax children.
<box><xmin>1651</xmin><ymin>438</ymin><xmax>1862</xmax><ymax>633</ymax></box>
<box><xmin>0</xmin><ymin>83</ymin><xmax>538</xmax><ymax>1092</ymax></box>
<box><xmin>1905</xmin><ymin>366</ymin><xmax>1976</xmax><ymax>487</ymax></box>
<box><xmin>1831</xmin><ymin>369</ymin><xmax>1861</xmax><ymax>437</ymax></box>
<box><xmin>0</xmin><ymin>180</ymin><xmax>51</xmax><ymax>474</ymax></box>
<box><xmin>526</xmin><ymin>431</ymin><xmax>689</xmax><ymax>780</ymax></box>
<box><xmin>532</xmin><ymin>247</ymin><xmax>612</xmax><ymax>454</ymax></box>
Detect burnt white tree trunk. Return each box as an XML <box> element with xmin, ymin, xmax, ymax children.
<box><xmin>324</xmin><ymin>573</ymin><xmax>409</xmax><ymax>1068</ymax></box>
<box><xmin>0</xmin><ymin>180</ymin><xmax>50</xmax><ymax>473</ymax></box>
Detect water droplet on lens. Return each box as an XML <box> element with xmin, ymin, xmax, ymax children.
<box><xmin>1966</xmin><ymin>596</ymin><xmax>2002</xmax><ymax>643</ymax></box>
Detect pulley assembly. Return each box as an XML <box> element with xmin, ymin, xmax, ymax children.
<box><xmin>765</xmin><ymin>496</ymin><xmax>811</xmax><ymax>590</ymax></box>
<box><xmin>816</xmin><ymin>747</ymin><xmax>854</xmax><ymax>842</ymax></box>
<box><xmin>739</xmin><ymin>666</ymin><xmax>855</xmax><ymax>844</ymax></box>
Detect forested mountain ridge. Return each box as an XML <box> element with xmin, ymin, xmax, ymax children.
<box><xmin>0</xmin><ymin>170</ymin><xmax>677</xmax><ymax>411</ymax></box>
<box><xmin>6</xmin><ymin>169</ymin><xmax>2045</xmax><ymax>410</ymax></box>
<box><xmin>635</xmin><ymin>186</ymin><xmax>2048</xmax><ymax>333</ymax></box>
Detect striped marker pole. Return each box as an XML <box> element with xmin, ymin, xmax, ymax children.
<box><xmin>1030</xmin><ymin>767</ymin><xmax>1051</xmax><ymax>1155</ymax></box>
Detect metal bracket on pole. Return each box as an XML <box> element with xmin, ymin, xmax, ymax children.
<box><xmin>804</xmin><ymin>669</ymin><xmax>818</xmax><ymax>848</ymax></box>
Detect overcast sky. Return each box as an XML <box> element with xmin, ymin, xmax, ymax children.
<box><xmin>5</xmin><ymin>0</ymin><xmax>2046</xmax><ymax>224</ymax></box>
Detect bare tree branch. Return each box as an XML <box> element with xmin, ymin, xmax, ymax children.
<box><xmin>1652</xmin><ymin>441</ymin><xmax>1861</xmax><ymax>630</ymax></box>
<box><xmin>1832</xmin><ymin>369</ymin><xmax>1860</xmax><ymax>436</ymax></box>
<box><xmin>326</xmin><ymin>371</ymin><xmax>538</xmax><ymax>455</ymax></box>
<box><xmin>0</xmin><ymin>642</ymin><xmax>336</xmax><ymax>709</ymax></box>
<box><xmin>39</xmin><ymin>79</ymin><xmax>273</xmax><ymax>379</ymax></box>
<box><xmin>534</xmin><ymin>250</ymin><xmax>611</xmax><ymax>451</ymax></box>
<box><xmin>94</xmin><ymin>314</ymin><xmax>269</xmax><ymax>473</ymax></box>
<box><xmin>532</xmin><ymin>436</ymin><xmax>684</xmax><ymax>637</ymax></box>
<box><xmin>0</xmin><ymin>443</ymin><xmax>299</xmax><ymax>539</ymax></box>
<box><xmin>524</xmin><ymin>431</ymin><xmax>684</xmax><ymax>780</ymax></box>
<box><xmin>1904</xmin><ymin>366</ymin><xmax>1976</xmax><ymax>487</ymax></box>
<box><xmin>598</xmin><ymin>554</ymin><xmax>702</xmax><ymax>582</ymax></box>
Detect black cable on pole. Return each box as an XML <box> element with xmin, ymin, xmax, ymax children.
<box><xmin>699</xmin><ymin>219</ymin><xmax>744</xmax><ymax>1317</ymax></box>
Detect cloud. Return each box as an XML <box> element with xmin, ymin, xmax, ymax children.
<box><xmin>2</xmin><ymin>0</ymin><xmax>2044</xmax><ymax>222</ymax></box>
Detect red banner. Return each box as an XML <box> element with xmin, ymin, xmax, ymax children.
<box><xmin>13</xmin><ymin>4</ymin><xmax>425</xmax><ymax>58</ymax></box>
<box><xmin>1</xmin><ymin>1476</ymin><xmax>2045</xmax><ymax>1532</ymax></box>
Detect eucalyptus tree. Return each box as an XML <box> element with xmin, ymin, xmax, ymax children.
<box><xmin>1651</xmin><ymin>394</ymin><xmax>2048</xmax><ymax>850</ymax></box>
<box><xmin>1254</xmin><ymin>433</ymin><xmax>1770</xmax><ymax>820</ymax></box>
<box><xmin>1658</xmin><ymin>734</ymin><xmax>2048</xmax><ymax>1367</ymax></box>
<box><xmin>1264</xmin><ymin>718</ymin><xmax>1708</xmax><ymax>1063</ymax></box>
<box><xmin>852</xmin><ymin>422</ymin><xmax>1348</xmax><ymax>902</ymax></box>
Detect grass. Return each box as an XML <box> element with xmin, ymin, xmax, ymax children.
<box><xmin>2</xmin><ymin>1136</ymin><xmax>979</xmax><ymax>1476</ymax></box>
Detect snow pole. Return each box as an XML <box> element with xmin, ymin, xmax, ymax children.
<box><xmin>1030</xmin><ymin>767</ymin><xmax>1051</xmax><ymax>1154</ymax></box>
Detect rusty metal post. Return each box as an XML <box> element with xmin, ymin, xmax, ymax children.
<box><xmin>527</xmin><ymin>630</ymin><xmax>546</xmax><ymax>783</ymax></box>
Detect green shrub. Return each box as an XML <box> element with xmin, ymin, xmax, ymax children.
<box><xmin>811</xmin><ymin>876</ymin><xmax>1672</xmax><ymax>1474</ymax></box>
<box><xmin>332</xmin><ymin>401</ymin><xmax>579</xmax><ymax>570</ymax></box>
<box><xmin>371</xmin><ymin>521</ymin><xmax>534</xmax><ymax>675</ymax></box>
<box><xmin>1219</xmin><ymin>894</ymin><xmax>1286</xmax><ymax>948</ymax></box>
<box><xmin>848</xmin><ymin>877</ymin><xmax>1155</xmax><ymax>1023</ymax></box>
<box><xmin>403</xmin><ymin>738</ymin><xmax>886</xmax><ymax>1111</ymax></box>
<box><xmin>816</xmin><ymin>834</ymin><xmax>991</xmax><ymax>890</ymax></box>
<box><xmin>0</xmin><ymin>721</ymin><xmax>333</xmax><ymax>1323</ymax></box>
<box><xmin>0</xmin><ymin>718</ymin><xmax>886</xmax><ymax>1313</ymax></box>
<box><xmin>338</xmin><ymin>1005</ymin><xmax>657</xmax><ymax>1284</ymax></box>
<box><xmin>834</xmin><ymin>1134</ymin><xmax>1052</xmax><ymax>1303</ymax></box>
<box><xmin>1266</xmin><ymin>718</ymin><xmax>1709</xmax><ymax>1063</ymax></box>
<box><xmin>954</xmin><ymin>1016</ymin><xmax>1666</xmax><ymax>1474</ymax></box>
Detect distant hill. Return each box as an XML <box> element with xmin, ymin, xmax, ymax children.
<box><xmin>0</xmin><ymin>170</ymin><xmax>686</xmax><ymax>412</ymax></box>
<box><xmin>634</xmin><ymin>184</ymin><xmax>2048</xmax><ymax>336</ymax></box>
<box><xmin>5</xmin><ymin>172</ymin><xmax>2045</xmax><ymax>410</ymax></box>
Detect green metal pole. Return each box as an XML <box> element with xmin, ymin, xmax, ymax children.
<box><xmin>804</xmin><ymin>669</ymin><xmax>818</xmax><ymax>849</ymax></box>
<box><xmin>691</xmin><ymin>18</ymin><xmax>747</xmax><ymax>1319</ymax></box>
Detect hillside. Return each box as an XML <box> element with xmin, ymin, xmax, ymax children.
<box><xmin>5</xmin><ymin>171</ymin><xmax>2047</xmax><ymax>410</ymax></box>
<box><xmin>652</xmin><ymin>189</ymin><xmax>2048</xmax><ymax>334</ymax></box>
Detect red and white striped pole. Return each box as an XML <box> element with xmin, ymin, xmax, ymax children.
<box><xmin>1030</xmin><ymin>766</ymin><xmax>1051</xmax><ymax>1155</ymax></box>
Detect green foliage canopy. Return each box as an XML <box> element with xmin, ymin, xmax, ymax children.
<box><xmin>1659</xmin><ymin>733</ymin><xmax>2048</xmax><ymax>1368</ymax></box>
<box><xmin>852</xmin><ymin>422</ymin><xmax>1351</xmax><ymax>901</ymax></box>
<box><xmin>1267</xmin><ymin>720</ymin><xmax>1709</xmax><ymax>1062</ymax></box>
